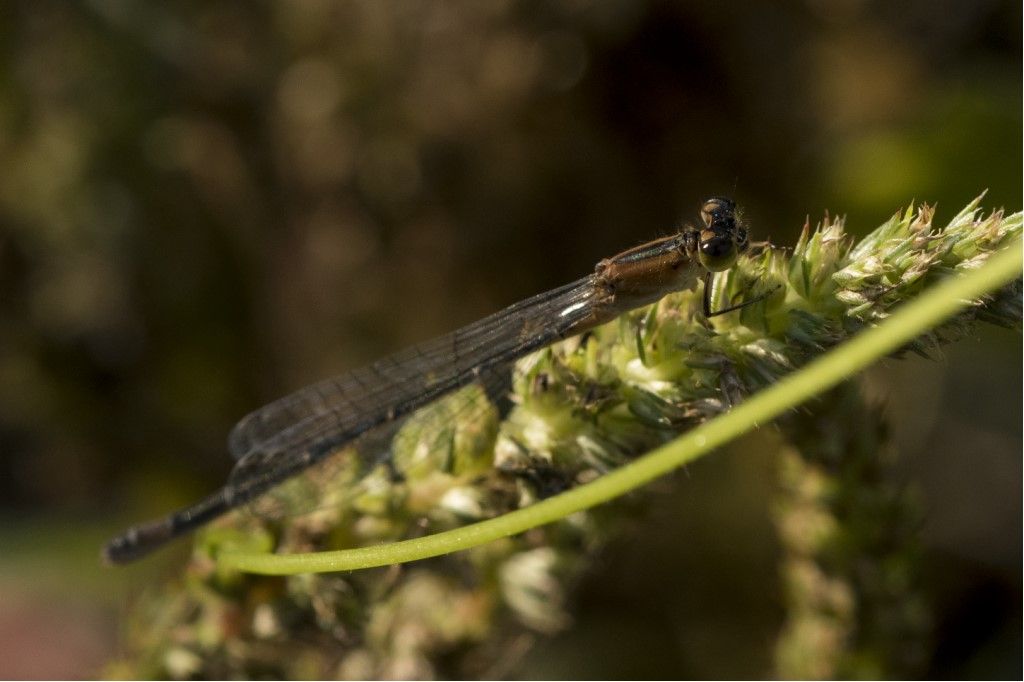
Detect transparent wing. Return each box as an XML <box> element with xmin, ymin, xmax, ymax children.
<box><xmin>102</xmin><ymin>274</ymin><xmax>601</xmax><ymax>563</ymax></box>
<box><xmin>241</xmin><ymin>368</ymin><xmax>508</xmax><ymax>522</ymax></box>
<box><xmin>224</xmin><ymin>274</ymin><xmax>600</xmax><ymax>509</ymax></box>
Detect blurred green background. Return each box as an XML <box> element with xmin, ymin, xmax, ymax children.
<box><xmin>0</xmin><ymin>1</ymin><xmax>1019</xmax><ymax>678</ymax></box>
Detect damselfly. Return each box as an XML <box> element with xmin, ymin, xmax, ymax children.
<box><xmin>104</xmin><ymin>197</ymin><xmax>769</xmax><ymax>564</ymax></box>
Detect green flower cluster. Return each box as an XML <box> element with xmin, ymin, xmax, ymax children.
<box><xmin>772</xmin><ymin>383</ymin><xmax>929</xmax><ymax>679</ymax></box>
<box><xmin>497</xmin><ymin>197</ymin><xmax>1019</xmax><ymax>486</ymax></box>
<box><xmin>107</xmin><ymin>199</ymin><xmax>1020</xmax><ymax>679</ymax></box>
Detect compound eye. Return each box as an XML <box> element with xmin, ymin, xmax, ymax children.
<box><xmin>699</xmin><ymin>197</ymin><xmax>735</xmax><ymax>227</ymax></box>
<box><xmin>699</xmin><ymin>235</ymin><xmax>738</xmax><ymax>272</ymax></box>
<box><xmin>700</xmin><ymin>200</ymin><xmax>721</xmax><ymax>226</ymax></box>
<box><xmin>700</xmin><ymin>207</ymin><xmax>713</xmax><ymax>226</ymax></box>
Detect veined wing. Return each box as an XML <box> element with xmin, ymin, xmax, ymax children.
<box><xmin>226</xmin><ymin>274</ymin><xmax>601</xmax><ymax>499</ymax></box>
<box><xmin>103</xmin><ymin>274</ymin><xmax>602</xmax><ymax>563</ymax></box>
<box><xmin>247</xmin><ymin>379</ymin><xmax>505</xmax><ymax>522</ymax></box>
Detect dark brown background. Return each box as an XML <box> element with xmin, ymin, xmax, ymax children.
<box><xmin>0</xmin><ymin>1</ymin><xmax>1019</xmax><ymax>678</ymax></box>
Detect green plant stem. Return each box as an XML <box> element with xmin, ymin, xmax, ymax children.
<box><xmin>219</xmin><ymin>241</ymin><xmax>1022</xmax><ymax>575</ymax></box>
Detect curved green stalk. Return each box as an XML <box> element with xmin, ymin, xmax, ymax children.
<box><xmin>219</xmin><ymin>241</ymin><xmax>1022</xmax><ymax>575</ymax></box>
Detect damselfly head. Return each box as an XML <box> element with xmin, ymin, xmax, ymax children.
<box><xmin>696</xmin><ymin>196</ymin><xmax>748</xmax><ymax>272</ymax></box>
